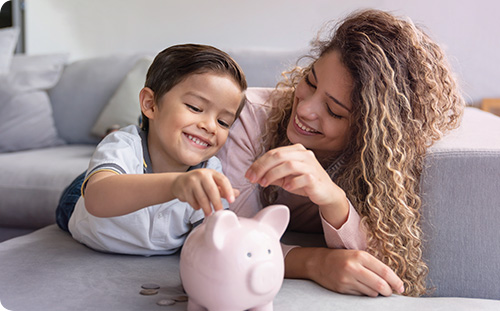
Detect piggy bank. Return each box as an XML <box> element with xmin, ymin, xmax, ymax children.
<box><xmin>179</xmin><ymin>204</ymin><xmax>290</xmax><ymax>311</ymax></box>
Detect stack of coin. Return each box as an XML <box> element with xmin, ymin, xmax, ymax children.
<box><xmin>140</xmin><ymin>283</ymin><xmax>160</xmax><ymax>296</ymax></box>
<box><xmin>139</xmin><ymin>283</ymin><xmax>189</xmax><ymax>307</ymax></box>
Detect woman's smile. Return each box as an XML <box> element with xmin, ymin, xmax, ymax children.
<box><xmin>294</xmin><ymin>115</ymin><xmax>321</xmax><ymax>134</ymax></box>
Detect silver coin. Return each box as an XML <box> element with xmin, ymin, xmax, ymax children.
<box><xmin>141</xmin><ymin>283</ymin><xmax>160</xmax><ymax>290</ymax></box>
<box><xmin>172</xmin><ymin>295</ymin><xmax>188</xmax><ymax>302</ymax></box>
<box><xmin>140</xmin><ymin>288</ymin><xmax>159</xmax><ymax>295</ymax></box>
<box><xmin>156</xmin><ymin>299</ymin><xmax>176</xmax><ymax>306</ymax></box>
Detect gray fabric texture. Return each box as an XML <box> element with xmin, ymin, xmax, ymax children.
<box><xmin>49</xmin><ymin>54</ymin><xmax>152</xmax><ymax>145</ymax></box>
<box><xmin>1</xmin><ymin>225</ymin><xmax>499</xmax><ymax>311</ymax></box>
<box><xmin>0</xmin><ymin>145</ymin><xmax>94</xmax><ymax>228</ymax></box>
<box><xmin>0</xmin><ymin>27</ymin><xmax>18</xmax><ymax>75</ymax></box>
<box><xmin>0</xmin><ymin>89</ymin><xmax>64</xmax><ymax>152</ymax></box>
<box><xmin>1</xmin><ymin>49</ymin><xmax>500</xmax><ymax>307</ymax></box>
<box><xmin>0</xmin><ymin>54</ymin><xmax>68</xmax><ymax>152</ymax></box>
<box><xmin>227</xmin><ymin>48</ymin><xmax>306</xmax><ymax>87</ymax></box>
<box><xmin>421</xmin><ymin>107</ymin><xmax>500</xmax><ymax>299</ymax></box>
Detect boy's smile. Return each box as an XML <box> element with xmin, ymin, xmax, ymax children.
<box><xmin>184</xmin><ymin>133</ymin><xmax>211</xmax><ymax>148</ymax></box>
<box><xmin>142</xmin><ymin>73</ymin><xmax>243</xmax><ymax>173</ymax></box>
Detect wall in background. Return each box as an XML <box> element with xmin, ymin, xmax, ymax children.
<box><xmin>24</xmin><ymin>0</ymin><xmax>500</xmax><ymax>105</ymax></box>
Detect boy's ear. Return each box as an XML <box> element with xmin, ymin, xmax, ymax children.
<box><xmin>139</xmin><ymin>87</ymin><xmax>156</xmax><ymax>119</ymax></box>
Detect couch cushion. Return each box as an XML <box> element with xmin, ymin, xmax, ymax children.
<box><xmin>49</xmin><ymin>54</ymin><xmax>152</xmax><ymax>144</ymax></box>
<box><xmin>0</xmin><ymin>145</ymin><xmax>94</xmax><ymax>229</ymax></box>
<box><xmin>0</xmin><ymin>54</ymin><xmax>68</xmax><ymax>152</ymax></box>
<box><xmin>1</xmin><ymin>225</ymin><xmax>499</xmax><ymax>310</ymax></box>
<box><xmin>0</xmin><ymin>27</ymin><xmax>18</xmax><ymax>75</ymax></box>
<box><xmin>91</xmin><ymin>56</ymin><xmax>153</xmax><ymax>138</ymax></box>
<box><xmin>227</xmin><ymin>48</ymin><xmax>306</xmax><ymax>87</ymax></box>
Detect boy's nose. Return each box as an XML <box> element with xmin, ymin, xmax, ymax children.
<box><xmin>198</xmin><ymin>118</ymin><xmax>216</xmax><ymax>133</ymax></box>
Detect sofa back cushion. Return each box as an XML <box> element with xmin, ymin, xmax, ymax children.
<box><xmin>49</xmin><ymin>54</ymin><xmax>149</xmax><ymax>144</ymax></box>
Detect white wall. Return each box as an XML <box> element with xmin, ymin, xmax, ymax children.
<box><xmin>24</xmin><ymin>0</ymin><xmax>500</xmax><ymax>105</ymax></box>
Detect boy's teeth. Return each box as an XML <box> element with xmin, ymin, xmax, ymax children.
<box><xmin>187</xmin><ymin>134</ymin><xmax>208</xmax><ymax>147</ymax></box>
<box><xmin>295</xmin><ymin>115</ymin><xmax>315</xmax><ymax>132</ymax></box>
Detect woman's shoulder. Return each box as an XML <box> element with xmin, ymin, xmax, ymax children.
<box><xmin>246</xmin><ymin>87</ymin><xmax>274</xmax><ymax>106</ymax></box>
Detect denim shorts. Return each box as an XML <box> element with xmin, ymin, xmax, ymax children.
<box><xmin>55</xmin><ymin>171</ymin><xmax>86</xmax><ymax>232</ymax></box>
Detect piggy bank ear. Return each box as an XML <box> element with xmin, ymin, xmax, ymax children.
<box><xmin>205</xmin><ymin>210</ymin><xmax>240</xmax><ymax>250</ymax></box>
<box><xmin>253</xmin><ymin>204</ymin><xmax>290</xmax><ymax>237</ymax></box>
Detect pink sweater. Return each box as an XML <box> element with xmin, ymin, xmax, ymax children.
<box><xmin>217</xmin><ymin>88</ymin><xmax>366</xmax><ymax>252</ymax></box>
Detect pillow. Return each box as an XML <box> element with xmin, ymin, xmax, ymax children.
<box><xmin>0</xmin><ymin>27</ymin><xmax>19</xmax><ymax>75</ymax></box>
<box><xmin>91</xmin><ymin>57</ymin><xmax>153</xmax><ymax>137</ymax></box>
<box><xmin>9</xmin><ymin>54</ymin><xmax>69</xmax><ymax>91</ymax></box>
<box><xmin>0</xmin><ymin>54</ymin><xmax>68</xmax><ymax>152</ymax></box>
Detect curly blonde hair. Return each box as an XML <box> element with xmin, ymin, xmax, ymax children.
<box><xmin>262</xmin><ymin>9</ymin><xmax>464</xmax><ymax>296</ymax></box>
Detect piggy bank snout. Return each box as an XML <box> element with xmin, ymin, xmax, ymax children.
<box><xmin>248</xmin><ymin>261</ymin><xmax>282</xmax><ymax>295</ymax></box>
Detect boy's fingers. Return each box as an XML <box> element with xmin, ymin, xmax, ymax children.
<box><xmin>191</xmin><ymin>183</ymin><xmax>213</xmax><ymax>216</ymax></box>
<box><xmin>201</xmin><ymin>176</ymin><xmax>224</xmax><ymax>212</ymax></box>
<box><xmin>212</xmin><ymin>173</ymin><xmax>236</xmax><ymax>203</ymax></box>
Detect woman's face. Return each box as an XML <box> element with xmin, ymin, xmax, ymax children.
<box><xmin>286</xmin><ymin>50</ymin><xmax>353</xmax><ymax>163</ymax></box>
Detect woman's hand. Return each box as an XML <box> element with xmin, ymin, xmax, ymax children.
<box><xmin>245</xmin><ymin>144</ymin><xmax>349</xmax><ymax>228</ymax></box>
<box><xmin>172</xmin><ymin>169</ymin><xmax>239</xmax><ymax>216</ymax></box>
<box><xmin>286</xmin><ymin>247</ymin><xmax>405</xmax><ymax>297</ymax></box>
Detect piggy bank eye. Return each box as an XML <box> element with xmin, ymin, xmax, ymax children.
<box><xmin>268</xmin><ymin>249</ymin><xmax>271</xmax><ymax>254</ymax></box>
<box><xmin>247</xmin><ymin>252</ymin><xmax>252</xmax><ymax>258</ymax></box>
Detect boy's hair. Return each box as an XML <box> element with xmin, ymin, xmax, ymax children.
<box><xmin>141</xmin><ymin>44</ymin><xmax>247</xmax><ymax>132</ymax></box>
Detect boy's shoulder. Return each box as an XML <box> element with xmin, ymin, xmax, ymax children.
<box><xmin>99</xmin><ymin>125</ymin><xmax>142</xmax><ymax>145</ymax></box>
<box><xmin>203</xmin><ymin>155</ymin><xmax>223</xmax><ymax>171</ymax></box>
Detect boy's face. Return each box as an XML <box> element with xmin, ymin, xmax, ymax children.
<box><xmin>142</xmin><ymin>73</ymin><xmax>243</xmax><ymax>172</ymax></box>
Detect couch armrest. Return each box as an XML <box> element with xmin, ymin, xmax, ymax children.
<box><xmin>421</xmin><ymin>107</ymin><xmax>500</xmax><ymax>299</ymax></box>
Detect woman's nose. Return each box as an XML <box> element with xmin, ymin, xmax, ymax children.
<box><xmin>297</xmin><ymin>94</ymin><xmax>322</xmax><ymax>120</ymax></box>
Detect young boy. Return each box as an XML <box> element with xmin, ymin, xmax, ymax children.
<box><xmin>63</xmin><ymin>44</ymin><xmax>247</xmax><ymax>256</ymax></box>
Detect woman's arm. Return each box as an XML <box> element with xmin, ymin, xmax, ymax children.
<box><xmin>285</xmin><ymin>247</ymin><xmax>405</xmax><ymax>297</ymax></box>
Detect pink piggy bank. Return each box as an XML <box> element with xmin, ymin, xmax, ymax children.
<box><xmin>179</xmin><ymin>204</ymin><xmax>290</xmax><ymax>311</ymax></box>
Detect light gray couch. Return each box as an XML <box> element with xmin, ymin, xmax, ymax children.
<box><xmin>1</xmin><ymin>51</ymin><xmax>500</xmax><ymax>310</ymax></box>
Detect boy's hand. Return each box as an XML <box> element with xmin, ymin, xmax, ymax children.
<box><xmin>171</xmin><ymin>169</ymin><xmax>239</xmax><ymax>216</ymax></box>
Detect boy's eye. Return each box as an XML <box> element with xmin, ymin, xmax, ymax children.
<box><xmin>186</xmin><ymin>104</ymin><xmax>201</xmax><ymax>112</ymax></box>
<box><xmin>217</xmin><ymin>119</ymin><xmax>230</xmax><ymax>128</ymax></box>
<box><xmin>305</xmin><ymin>75</ymin><xmax>317</xmax><ymax>89</ymax></box>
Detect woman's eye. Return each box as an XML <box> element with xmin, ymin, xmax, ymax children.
<box><xmin>326</xmin><ymin>104</ymin><xmax>342</xmax><ymax>119</ymax></box>
<box><xmin>218</xmin><ymin>119</ymin><xmax>230</xmax><ymax>128</ymax></box>
<box><xmin>305</xmin><ymin>75</ymin><xmax>317</xmax><ymax>89</ymax></box>
<box><xmin>186</xmin><ymin>104</ymin><xmax>201</xmax><ymax>112</ymax></box>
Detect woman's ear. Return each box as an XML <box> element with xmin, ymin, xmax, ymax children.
<box><xmin>139</xmin><ymin>87</ymin><xmax>156</xmax><ymax>120</ymax></box>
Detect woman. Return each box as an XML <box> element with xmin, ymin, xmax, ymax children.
<box><xmin>217</xmin><ymin>9</ymin><xmax>464</xmax><ymax>297</ymax></box>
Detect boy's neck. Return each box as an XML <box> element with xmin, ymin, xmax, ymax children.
<box><xmin>145</xmin><ymin>130</ymin><xmax>190</xmax><ymax>173</ymax></box>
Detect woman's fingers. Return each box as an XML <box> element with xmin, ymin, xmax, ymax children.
<box><xmin>347</xmin><ymin>251</ymin><xmax>403</xmax><ymax>296</ymax></box>
<box><xmin>304</xmin><ymin>248</ymin><xmax>404</xmax><ymax>297</ymax></box>
<box><xmin>356</xmin><ymin>269</ymin><xmax>393</xmax><ymax>297</ymax></box>
<box><xmin>245</xmin><ymin>144</ymin><xmax>309</xmax><ymax>183</ymax></box>
<box><xmin>360</xmin><ymin>253</ymin><xmax>405</xmax><ymax>295</ymax></box>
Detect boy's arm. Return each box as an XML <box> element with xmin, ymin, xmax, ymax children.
<box><xmin>84</xmin><ymin>169</ymin><xmax>237</xmax><ymax>218</ymax></box>
<box><xmin>84</xmin><ymin>171</ymin><xmax>182</xmax><ymax>217</ymax></box>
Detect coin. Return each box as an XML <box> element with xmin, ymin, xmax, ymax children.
<box><xmin>140</xmin><ymin>288</ymin><xmax>159</xmax><ymax>295</ymax></box>
<box><xmin>156</xmin><ymin>299</ymin><xmax>175</xmax><ymax>306</ymax></box>
<box><xmin>172</xmin><ymin>295</ymin><xmax>188</xmax><ymax>302</ymax></box>
<box><xmin>141</xmin><ymin>283</ymin><xmax>160</xmax><ymax>290</ymax></box>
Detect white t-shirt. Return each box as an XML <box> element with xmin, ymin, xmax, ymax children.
<box><xmin>68</xmin><ymin>125</ymin><xmax>226</xmax><ymax>256</ymax></box>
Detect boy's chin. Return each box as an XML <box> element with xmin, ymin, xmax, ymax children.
<box><xmin>182</xmin><ymin>155</ymin><xmax>214</xmax><ymax>167</ymax></box>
